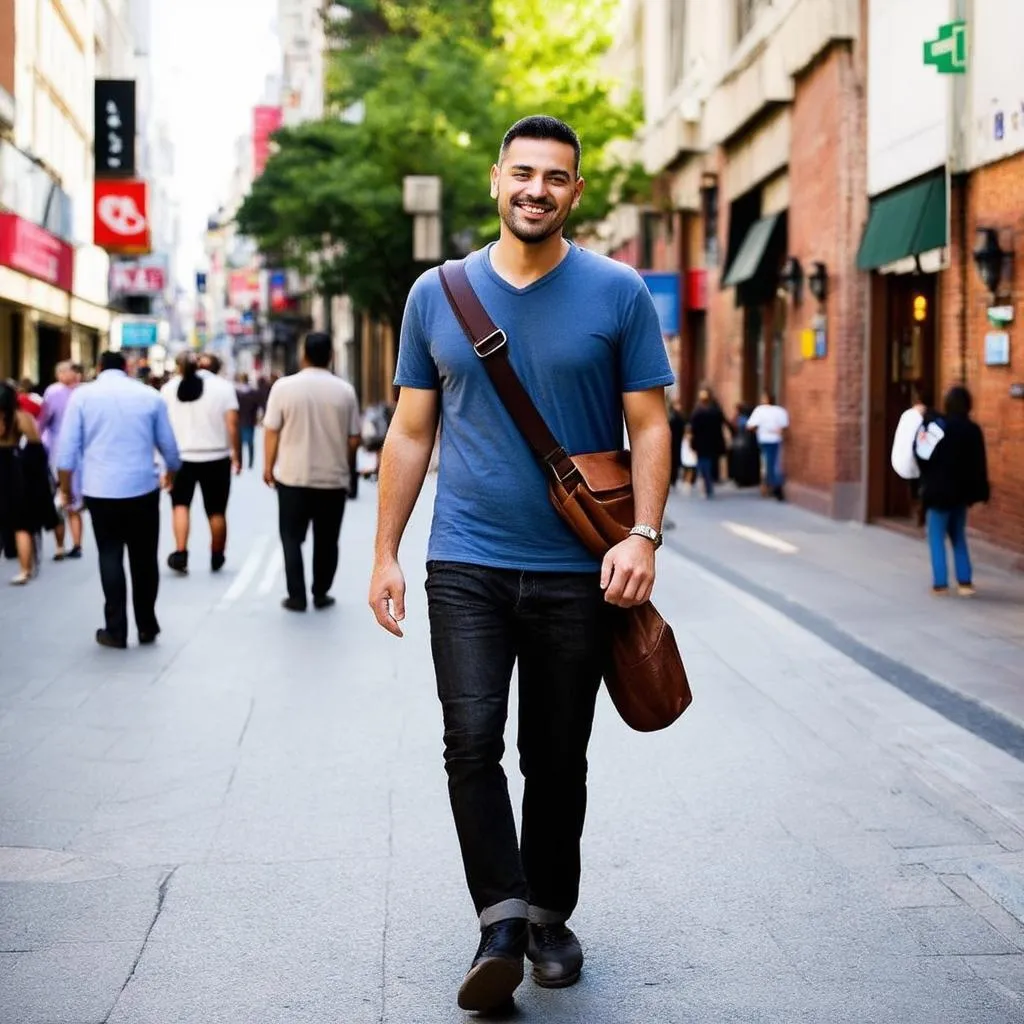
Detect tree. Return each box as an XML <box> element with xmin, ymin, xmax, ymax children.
<box><xmin>235</xmin><ymin>0</ymin><xmax>644</xmax><ymax>336</ymax></box>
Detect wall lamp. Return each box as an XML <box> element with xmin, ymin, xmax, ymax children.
<box><xmin>779</xmin><ymin>256</ymin><xmax>803</xmax><ymax>302</ymax></box>
<box><xmin>972</xmin><ymin>227</ymin><xmax>1009</xmax><ymax>298</ymax></box>
<box><xmin>808</xmin><ymin>261</ymin><xmax>828</xmax><ymax>303</ymax></box>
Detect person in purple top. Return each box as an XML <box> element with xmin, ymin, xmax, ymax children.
<box><xmin>38</xmin><ymin>361</ymin><xmax>84</xmax><ymax>560</ymax></box>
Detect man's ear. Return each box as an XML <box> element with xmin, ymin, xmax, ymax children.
<box><xmin>571</xmin><ymin>176</ymin><xmax>586</xmax><ymax>210</ymax></box>
<box><xmin>489</xmin><ymin>164</ymin><xmax>500</xmax><ymax>200</ymax></box>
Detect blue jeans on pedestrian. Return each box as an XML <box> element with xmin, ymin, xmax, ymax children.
<box><xmin>425</xmin><ymin>561</ymin><xmax>607</xmax><ymax>927</ymax></box>
<box><xmin>696</xmin><ymin>456</ymin><xmax>715</xmax><ymax>497</ymax></box>
<box><xmin>926</xmin><ymin>506</ymin><xmax>972</xmax><ymax>589</ymax></box>
<box><xmin>240</xmin><ymin>425</ymin><xmax>256</xmax><ymax>469</ymax></box>
<box><xmin>761</xmin><ymin>442</ymin><xmax>783</xmax><ymax>489</ymax></box>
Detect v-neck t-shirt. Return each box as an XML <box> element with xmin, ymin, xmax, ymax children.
<box><xmin>395</xmin><ymin>242</ymin><xmax>674</xmax><ymax>571</ymax></box>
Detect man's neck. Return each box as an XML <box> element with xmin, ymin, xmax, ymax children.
<box><xmin>490</xmin><ymin>231</ymin><xmax>569</xmax><ymax>289</ymax></box>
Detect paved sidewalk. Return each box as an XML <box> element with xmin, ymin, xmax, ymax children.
<box><xmin>665</xmin><ymin>485</ymin><xmax>1024</xmax><ymax>738</ymax></box>
<box><xmin>1</xmin><ymin>469</ymin><xmax>1024</xmax><ymax>1021</ymax></box>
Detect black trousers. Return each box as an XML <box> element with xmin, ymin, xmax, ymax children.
<box><xmin>85</xmin><ymin>490</ymin><xmax>161</xmax><ymax>639</ymax></box>
<box><xmin>276</xmin><ymin>484</ymin><xmax>347</xmax><ymax>602</ymax></box>
<box><xmin>425</xmin><ymin>561</ymin><xmax>606</xmax><ymax>927</ymax></box>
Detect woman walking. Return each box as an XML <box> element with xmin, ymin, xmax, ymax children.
<box><xmin>917</xmin><ymin>385</ymin><xmax>989</xmax><ymax>596</ymax></box>
<box><xmin>0</xmin><ymin>381</ymin><xmax>59</xmax><ymax>584</ymax></box>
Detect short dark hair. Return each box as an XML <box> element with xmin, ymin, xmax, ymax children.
<box><xmin>304</xmin><ymin>331</ymin><xmax>332</xmax><ymax>368</ymax></box>
<box><xmin>944</xmin><ymin>385</ymin><xmax>972</xmax><ymax>418</ymax></box>
<box><xmin>500</xmin><ymin>115</ymin><xmax>582</xmax><ymax>176</ymax></box>
<box><xmin>99</xmin><ymin>351</ymin><xmax>127</xmax><ymax>372</ymax></box>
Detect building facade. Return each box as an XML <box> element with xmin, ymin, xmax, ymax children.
<box><xmin>614</xmin><ymin>0</ymin><xmax>1023</xmax><ymax>559</ymax></box>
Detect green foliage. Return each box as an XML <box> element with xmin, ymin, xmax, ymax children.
<box><xmin>235</xmin><ymin>0</ymin><xmax>644</xmax><ymax>329</ymax></box>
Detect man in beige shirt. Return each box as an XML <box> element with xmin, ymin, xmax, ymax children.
<box><xmin>263</xmin><ymin>332</ymin><xmax>362</xmax><ymax>611</ymax></box>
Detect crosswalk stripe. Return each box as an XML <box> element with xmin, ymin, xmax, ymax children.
<box><xmin>256</xmin><ymin>548</ymin><xmax>283</xmax><ymax>597</ymax></box>
<box><xmin>216</xmin><ymin>536</ymin><xmax>271</xmax><ymax>609</ymax></box>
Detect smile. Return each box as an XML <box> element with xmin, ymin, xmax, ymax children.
<box><xmin>516</xmin><ymin>202</ymin><xmax>551</xmax><ymax>215</ymax></box>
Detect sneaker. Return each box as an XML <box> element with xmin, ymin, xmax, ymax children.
<box><xmin>957</xmin><ymin>583</ymin><xmax>977</xmax><ymax>597</ymax></box>
<box><xmin>68</xmin><ymin>545</ymin><xmax>83</xmax><ymax>559</ymax></box>
<box><xmin>527</xmin><ymin>923</ymin><xmax>584</xmax><ymax>989</ymax></box>
<box><xmin>211</xmin><ymin>551</ymin><xmax>226</xmax><ymax>572</ymax></box>
<box><xmin>167</xmin><ymin>550</ymin><xmax>188</xmax><ymax>575</ymax></box>
<box><xmin>457</xmin><ymin>919</ymin><xmax>527</xmax><ymax>1012</ymax></box>
<box><xmin>53</xmin><ymin>549</ymin><xmax>66</xmax><ymax>562</ymax></box>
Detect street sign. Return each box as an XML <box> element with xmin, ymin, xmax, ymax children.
<box><xmin>924</xmin><ymin>21</ymin><xmax>966</xmax><ymax>74</ymax></box>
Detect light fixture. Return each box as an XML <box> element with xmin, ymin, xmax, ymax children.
<box><xmin>778</xmin><ymin>256</ymin><xmax>803</xmax><ymax>303</ymax></box>
<box><xmin>808</xmin><ymin>261</ymin><xmax>828</xmax><ymax>303</ymax></box>
<box><xmin>972</xmin><ymin>227</ymin><xmax>1006</xmax><ymax>297</ymax></box>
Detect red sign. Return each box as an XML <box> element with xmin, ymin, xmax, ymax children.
<box><xmin>686</xmin><ymin>268</ymin><xmax>708</xmax><ymax>311</ymax></box>
<box><xmin>94</xmin><ymin>179</ymin><xmax>150</xmax><ymax>254</ymax></box>
<box><xmin>0</xmin><ymin>212</ymin><xmax>74</xmax><ymax>291</ymax></box>
<box><xmin>228</xmin><ymin>270</ymin><xmax>260</xmax><ymax>309</ymax></box>
<box><xmin>253</xmin><ymin>105</ymin><xmax>283</xmax><ymax>178</ymax></box>
<box><xmin>110</xmin><ymin>262</ymin><xmax>165</xmax><ymax>295</ymax></box>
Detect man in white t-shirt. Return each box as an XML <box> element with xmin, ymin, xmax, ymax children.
<box><xmin>161</xmin><ymin>353</ymin><xmax>240</xmax><ymax>573</ymax></box>
<box><xmin>746</xmin><ymin>391</ymin><xmax>789</xmax><ymax>500</ymax></box>
<box><xmin>263</xmin><ymin>332</ymin><xmax>362</xmax><ymax>611</ymax></box>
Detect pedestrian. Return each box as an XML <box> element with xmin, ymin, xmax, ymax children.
<box><xmin>746</xmin><ymin>390</ymin><xmax>789</xmax><ymax>500</ymax></box>
<box><xmin>161</xmin><ymin>352</ymin><xmax>241</xmax><ymax>574</ymax></box>
<box><xmin>38</xmin><ymin>361</ymin><xmax>85</xmax><ymax>560</ymax></box>
<box><xmin>0</xmin><ymin>381</ymin><xmax>58</xmax><ymax>584</ymax></box>
<box><xmin>915</xmin><ymin>385</ymin><xmax>989</xmax><ymax>596</ymax></box>
<box><xmin>687</xmin><ymin>387</ymin><xmax>727</xmax><ymax>498</ymax></box>
<box><xmin>234</xmin><ymin>372</ymin><xmax>262</xmax><ymax>470</ymax></box>
<box><xmin>368</xmin><ymin>114</ymin><xmax>674</xmax><ymax>1013</ymax></box>
<box><xmin>56</xmin><ymin>351</ymin><xmax>181</xmax><ymax>647</ymax></box>
<box><xmin>262</xmin><ymin>332</ymin><xmax>361</xmax><ymax>612</ymax></box>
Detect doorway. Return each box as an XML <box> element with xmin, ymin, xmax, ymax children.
<box><xmin>882</xmin><ymin>273</ymin><xmax>937</xmax><ymax>519</ymax></box>
<box><xmin>36</xmin><ymin>323</ymin><xmax>67</xmax><ymax>389</ymax></box>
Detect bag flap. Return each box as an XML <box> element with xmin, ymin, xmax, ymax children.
<box><xmin>571</xmin><ymin>450</ymin><xmax>631</xmax><ymax>494</ymax></box>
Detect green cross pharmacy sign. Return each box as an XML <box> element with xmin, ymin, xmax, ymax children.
<box><xmin>924</xmin><ymin>21</ymin><xmax>967</xmax><ymax>73</ymax></box>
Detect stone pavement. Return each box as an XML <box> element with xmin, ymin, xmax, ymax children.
<box><xmin>1</xmin><ymin>460</ymin><xmax>1024</xmax><ymax>1022</ymax></box>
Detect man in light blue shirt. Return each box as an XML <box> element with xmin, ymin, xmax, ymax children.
<box><xmin>57</xmin><ymin>351</ymin><xmax>182</xmax><ymax>649</ymax></box>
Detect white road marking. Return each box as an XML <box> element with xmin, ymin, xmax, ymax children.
<box><xmin>256</xmin><ymin>547</ymin><xmax>283</xmax><ymax>597</ymax></box>
<box><xmin>216</xmin><ymin>536</ymin><xmax>271</xmax><ymax>609</ymax></box>
<box><xmin>722</xmin><ymin>521</ymin><xmax>799</xmax><ymax>555</ymax></box>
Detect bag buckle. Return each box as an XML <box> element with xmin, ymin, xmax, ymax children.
<box><xmin>474</xmin><ymin>329</ymin><xmax>507</xmax><ymax>358</ymax></box>
<box><xmin>545</xmin><ymin>447</ymin><xmax>579</xmax><ymax>485</ymax></box>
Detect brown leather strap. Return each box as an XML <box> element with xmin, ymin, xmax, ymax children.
<box><xmin>438</xmin><ymin>258</ymin><xmax>579</xmax><ymax>486</ymax></box>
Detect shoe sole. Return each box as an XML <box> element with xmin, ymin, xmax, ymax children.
<box><xmin>457</xmin><ymin>956</ymin><xmax>524</xmax><ymax>1012</ymax></box>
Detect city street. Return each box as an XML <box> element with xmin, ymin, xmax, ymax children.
<box><xmin>2</xmin><ymin>463</ymin><xmax>1024</xmax><ymax>1023</ymax></box>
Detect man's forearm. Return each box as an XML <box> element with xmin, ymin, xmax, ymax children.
<box><xmin>264</xmin><ymin>429</ymin><xmax>280</xmax><ymax>474</ymax></box>
<box><xmin>630</xmin><ymin>423</ymin><xmax>671</xmax><ymax>531</ymax></box>
<box><xmin>374</xmin><ymin>433</ymin><xmax>434</xmax><ymax>560</ymax></box>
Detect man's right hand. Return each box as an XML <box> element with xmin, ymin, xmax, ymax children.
<box><xmin>160</xmin><ymin>472</ymin><xmax>175</xmax><ymax>492</ymax></box>
<box><xmin>263</xmin><ymin>468</ymin><xmax>276</xmax><ymax>488</ymax></box>
<box><xmin>369</xmin><ymin>557</ymin><xmax>407</xmax><ymax>638</ymax></box>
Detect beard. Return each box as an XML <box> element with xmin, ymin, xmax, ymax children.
<box><xmin>499</xmin><ymin>195</ymin><xmax>571</xmax><ymax>244</ymax></box>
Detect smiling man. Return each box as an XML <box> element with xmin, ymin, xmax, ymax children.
<box><xmin>369</xmin><ymin>115</ymin><xmax>674</xmax><ymax>1013</ymax></box>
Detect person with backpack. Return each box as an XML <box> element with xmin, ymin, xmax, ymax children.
<box><xmin>914</xmin><ymin>385</ymin><xmax>989</xmax><ymax>596</ymax></box>
<box><xmin>890</xmin><ymin>384</ymin><xmax>933</xmax><ymax>526</ymax></box>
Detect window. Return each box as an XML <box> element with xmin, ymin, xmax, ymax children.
<box><xmin>667</xmin><ymin>0</ymin><xmax>686</xmax><ymax>91</ymax></box>
<box><xmin>702</xmin><ymin>183</ymin><xmax>719</xmax><ymax>269</ymax></box>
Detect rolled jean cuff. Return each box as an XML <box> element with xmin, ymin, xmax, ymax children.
<box><xmin>479</xmin><ymin>899</ymin><xmax>529</xmax><ymax>928</ymax></box>
<box><xmin>528</xmin><ymin>905</ymin><xmax>568</xmax><ymax>925</ymax></box>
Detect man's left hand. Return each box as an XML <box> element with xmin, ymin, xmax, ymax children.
<box><xmin>600</xmin><ymin>535</ymin><xmax>656</xmax><ymax>608</ymax></box>
<box><xmin>232</xmin><ymin>456</ymin><xmax>242</xmax><ymax>475</ymax></box>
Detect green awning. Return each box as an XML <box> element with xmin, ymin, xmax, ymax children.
<box><xmin>856</xmin><ymin>171</ymin><xmax>947</xmax><ymax>270</ymax></box>
<box><xmin>723</xmin><ymin>214</ymin><xmax>782</xmax><ymax>288</ymax></box>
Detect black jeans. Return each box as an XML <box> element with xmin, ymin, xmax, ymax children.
<box><xmin>276</xmin><ymin>484</ymin><xmax>347</xmax><ymax>602</ymax></box>
<box><xmin>425</xmin><ymin>561</ymin><xmax>607</xmax><ymax>927</ymax></box>
<box><xmin>85</xmin><ymin>490</ymin><xmax>161</xmax><ymax>639</ymax></box>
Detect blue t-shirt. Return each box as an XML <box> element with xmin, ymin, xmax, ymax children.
<box><xmin>395</xmin><ymin>242</ymin><xmax>674</xmax><ymax>571</ymax></box>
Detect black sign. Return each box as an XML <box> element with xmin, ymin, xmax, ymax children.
<box><xmin>94</xmin><ymin>80</ymin><xmax>136</xmax><ymax>177</ymax></box>
<box><xmin>196</xmin><ymin>272</ymin><xmax>207</xmax><ymax>294</ymax></box>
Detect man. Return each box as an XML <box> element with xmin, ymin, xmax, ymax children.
<box><xmin>162</xmin><ymin>352</ymin><xmax>241</xmax><ymax>573</ymax></box>
<box><xmin>263</xmin><ymin>332</ymin><xmax>361</xmax><ymax>612</ymax></box>
<box><xmin>39</xmin><ymin>361</ymin><xmax>84</xmax><ymax>559</ymax></box>
<box><xmin>368</xmin><ymin>115</ymin><xmax>673</xmax><ymax>1012</ymax></box>
<box><xmin>235</xmin><ymin>372</ymin><xmax>262</xmax><ymax>470</ymax></box>
<box><xmin>57</xmin><ymin>351</ymin><xmax>181</xmax><ymax>648</ymax></box>
<box><xmin>687</xmin><ymin>387</ymin><xmax>727</xmax><ymax>499</ymax></box>
<box><xmin>746</xmin><ymin>390</ymin><xmax>790</xmax><ymax>500</ymax></box>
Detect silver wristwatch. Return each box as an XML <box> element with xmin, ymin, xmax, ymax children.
<box><xmin>629</xmin><ymin>524</ymin><xmax>663</xmax><ymax>550</ymax></box>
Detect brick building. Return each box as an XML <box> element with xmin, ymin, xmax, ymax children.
<box><xmin>604</xmin><ymin>0</ymin><xmax>1024</xmax><ymax>560</ymax></box>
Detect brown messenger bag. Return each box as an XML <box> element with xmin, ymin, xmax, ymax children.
<box><xmin>438</xmin><ymin>258</ymin><xmax>692</xmax><ymax>733</ymax></box>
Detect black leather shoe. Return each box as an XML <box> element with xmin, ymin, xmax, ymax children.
<box><xmin>138</xmin><ymin>630</ymin><xmax>160</xmax><ymax>646</ymax></box>
<box><xmin>313</xmin><ymin>595</ymin><xmax>336</xmax><ymax>610</ymax></box>
<box><xmin>167</xmin><ymin>551</ymin><xmax>188</xmax><ymax>574</ymax></box>
<box><xmin>281</xmin><ymin>597</ymin><xmax>307</xmax><ymax>612</ymax></box>
<box><xmin>527</xmin><ymin>923</ymin><xmax>583</xmax><ymax>988</ymax></box>
<box><xmin>211</xmin><ymin>551</ymin><xmax>226</xmax><ymax>572</ymax></box>
<box><xmin>95</xmin><ymin>629</ymin><xmax>127</xmax><ymax>650</ymax></box>
<box><xmin>457</xmin><ymin>919</ymin><xmax>527</xmax><ymax>1012</ymax></box>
